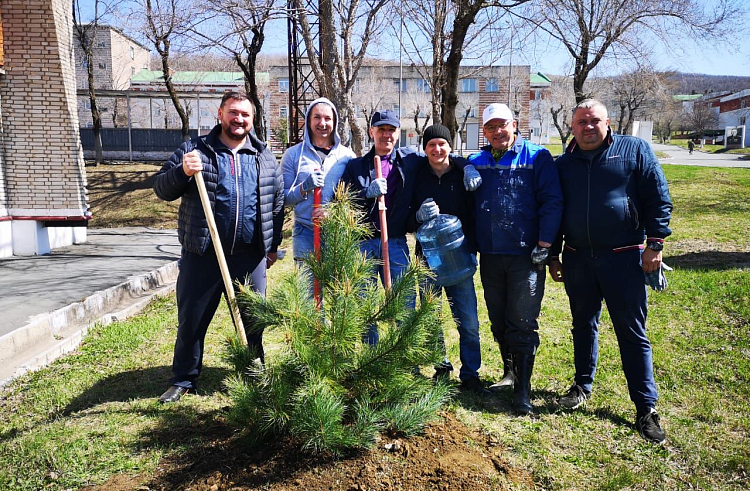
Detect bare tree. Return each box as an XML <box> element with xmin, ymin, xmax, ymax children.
<box><xmin>292</xmin><ymin>0</ymin><xmax>390</xmax><ymax>155</ymax></box>
<box><xmin>128</xmin><ymin>0</ymin><xmax>192</xmax><ymax>140</ymax></box>
<box><xmin>608</xmin><ymin>68</ymin><xmax>674</xmax><ymax>135</ymax></box>
<box><xmin>189</xmin><ymin>0</ymin><xmax>279</xmax><ymax>140</ymax></box>
<box><xmin>687</xmin><ymin>102</ymin><xmax>720</xmax><ymax>145</ymax></box>
<box><xmin>548</xmin><ymin>75</ymin><xmax>575</xmax><ymax>147</ymax></box>
<box><xmin>351</xmin><ymin>64</ymin><xmax>387</xmax><ymax>135</ymax></box>
<box><xmin>73</xmin><ymin>0</ymin><xmax>118</xmax><ymax>165</ymax></box>
<box><xmin>524</xmin><ymin>0</ymin><xmax>743</xmax><ymax>102</ymax></box>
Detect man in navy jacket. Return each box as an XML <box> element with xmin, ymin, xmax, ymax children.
<box><xmin>550</xmin><ymin>99</ymin><xmax>672</xmax><ymax>444</ymax></box>
<box><xmin>469</xmin><ymin>103</ymin><xmax>563</xmax><ymax>414</ymax></box>
<box><xmin>153</xmin><ymin>91</ymin><xmax>284</xmax><ymax>403</ymax></box>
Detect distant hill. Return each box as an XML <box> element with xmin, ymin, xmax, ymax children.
<box><xmin>667</xmin><ymin>73</ymin><xmax>750</xmax><ymax>95</ymax></box>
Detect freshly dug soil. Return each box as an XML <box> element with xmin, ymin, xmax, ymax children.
<box><xmin>89</xmin><ymin>412</ymin><xmax>532</xmax><ymax>490</ymax></box>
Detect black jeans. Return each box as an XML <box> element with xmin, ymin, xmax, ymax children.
<box><xmin>479</xmin><ymin>253</ymin><xmax>545</xmax><ymax>355</ymax></box>
<box><xmin>171</xmin><ymin>246</ymin><xmax>266</xmax><ymax>389</ymax></box>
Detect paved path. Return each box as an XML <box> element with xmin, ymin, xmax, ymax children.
<box><xmin>653</xmin><ymin>143</ymin><xmax>750</xmax><ymax>168</ymax></box>
<box><xmin>0</xmin><ymin>227</ymin><xmax>180</xmax><ymax>337</ymax></box>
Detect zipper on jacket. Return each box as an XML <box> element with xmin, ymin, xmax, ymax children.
<box><xmin>230</xmin><ymin>153</ymin><xmax>240</xmax><ymax>255</ymax></box>
<box><xmin>587</xmin><ymin>161</ymin><xmax>593</xmax><ymax>257</ymax></box>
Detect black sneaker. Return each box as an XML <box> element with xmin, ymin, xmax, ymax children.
<box><xmin>460</xmin><ymin>377</ymin><xmax>492</xmax><ymax>397</ymax></box>
<box><xmin>558</xmin><ymin>384</ymin><xmax>590</xmax><ymax>409</ymax></box>
<box><xmin>636</xmin><ymin>408</ymin><xmax>666</xmax><ymax>444</ymax></box>
<box><xmin>433</xmin><ymin>366</ymin><xmax>453</xmax><ymax>381</ymax></box>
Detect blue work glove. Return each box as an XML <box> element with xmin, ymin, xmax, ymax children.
<box><xmin>365</xmin><ymin>177</ymin><xmax>388</xmax><ymax>198</ymax></box>
<box><xmin>301</xmin><ymin>169</ymin><xmax>324</xmax><ymax>192</ymax></box>
<box><xmin>463</xmin><ymin>164</ymin><xmax>482</xmax><ymax>191</ymax></box>
<box><xmin>644</xmin><ymin>262</ymin><xmax>672</xmax><ymax>292</ymax></box>
<box><xmin>416</xmin><ymin>198</ymin><xmax>440</xmax><ymax>223</ymax></box>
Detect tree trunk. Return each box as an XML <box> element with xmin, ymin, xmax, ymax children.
<box><xmin>86</xmin><ymin>51</ymin><xmax>104</xmax><ymax>165</ymax></box>
<box><xmin>440</xmin><ymin>0</ymin><xmax>482</xmax><ymax>144</ymax></box>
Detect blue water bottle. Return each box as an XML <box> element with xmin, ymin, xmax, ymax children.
<box><xmin>416</xmin><ymin>214</ymin><xmax>477</xmax><ymax>286</ymax></box>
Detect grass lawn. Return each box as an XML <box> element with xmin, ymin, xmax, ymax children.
<box><xmin>1</xmin><ymin>165</ymin><xmax>748</xmax><ymax>490</ymax></box>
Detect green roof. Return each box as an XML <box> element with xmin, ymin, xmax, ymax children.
<box><xmin>131</xmin><ymin>70</ymin><xmax>269</xmax><ymax>85</ymax></box>
<box><xmin>530</xmin><ymin>72</ymin><xmax>551</xmax><ymax>84</ymax></box>
<box><xmin>672</xmin><ymin>94</ymin><xmax>702</xmax><ymax>101</ymax></box>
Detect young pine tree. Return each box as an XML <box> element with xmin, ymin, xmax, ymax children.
<box><xmin>225</xmin><ymin>185</ymin><xmax>452</xmax><ymax>454</ymax></box>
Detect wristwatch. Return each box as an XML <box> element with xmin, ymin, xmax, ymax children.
<box><xmin>646</xmin><ymin>241</ymin><xmax>664</xmax><ymax>252</ymax></box>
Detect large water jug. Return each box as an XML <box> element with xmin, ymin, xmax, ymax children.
<box><xmin>416</xmin><ymin>214</ymin><xmax>477</xmax><ymax>286</ymax></box>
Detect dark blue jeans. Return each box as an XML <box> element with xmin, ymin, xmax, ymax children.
<box><xmin>561</xmin><ymin>247</ymin><xmax>658</xmax><ymax>411</ymax></box>
<box><xmin>420</xmin><ymin>258</ymin><xmax>482</xmax><ymax>382</ymax></box>
<box><xmin>359</xmin><ymin>236</ymin><xmax>415</xmax><ymax>344</ymax></box>
<box><xmin>480</xmin><ymin>253</ymin><xmax>544</xmax><ymax>355</ymax></box>
<box><xmin>171</xmin><ymin>247</ymin><xmax>267</xmax><ymax>389</ymax></box>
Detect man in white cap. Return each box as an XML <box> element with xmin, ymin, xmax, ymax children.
<box><xmin>468</xmin><ymin>103</ymin><xmax>563</xmax><ymax>415</ymax></box>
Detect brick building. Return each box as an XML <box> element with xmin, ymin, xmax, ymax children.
<box><xmin>0</xmin><ymin>0</ymin><xmax>89</xmax><ymax>257</ymax></box>
<box><xmin>75</xmin><ymin>24</ymin><xmax>150</xmax><ymax>128</ymax></box>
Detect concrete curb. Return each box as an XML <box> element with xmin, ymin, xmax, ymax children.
<box><xmin>0</xmin><ymin>261</ymin><xmax>179</xmax><ymax>388</ymax></box>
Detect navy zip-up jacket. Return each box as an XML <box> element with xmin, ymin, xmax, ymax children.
<box><xmin>406</xmin><ymin>156</ymin><xmax>476</xmax><ymax>256</ymax></box>
<box><xmin>153</xmin><ymin>125</ymin><xmax>284</xmax><ymax>255</ymax></box>
<box><xmin>552</xmin><ymin>131</ymin><xmax>672</xmax><ymax>254</ymax></box>
<box><xmin>469</xmin><ymin>136</ymin><xmax>563</xmax><ymax>255</ymax></box>
<box><xmin>341</xmin><ymin>145</ymin><xmax>420</xmax><ymax>238</ymax></box>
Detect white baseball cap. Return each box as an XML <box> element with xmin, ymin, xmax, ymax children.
<box><xmin>482</xmin><ymin>103</ymin><xmax>514</xmax><ymax>125</ymax></box>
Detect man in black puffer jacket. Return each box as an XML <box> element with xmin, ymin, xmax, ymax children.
<box><xmin>153</xmin><ymin>91</ymin><xmax>284</xmax><ymax>403</ymax></box>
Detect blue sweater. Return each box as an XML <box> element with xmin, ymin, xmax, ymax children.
<box><xmin>468</xmin><ymin>137</ymin><xmax>563</xmax><ymax>256</ymax></box>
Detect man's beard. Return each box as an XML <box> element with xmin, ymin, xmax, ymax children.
<box><xmin>223</xmin><ymin>124</ymin><xmax>249</xmax><ymax>141</ymax></box>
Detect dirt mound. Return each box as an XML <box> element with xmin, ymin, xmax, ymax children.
<box><xmin>89</xmin><ymin>413</ymin><xmax>531</xmax><ymax>490</ymax></box>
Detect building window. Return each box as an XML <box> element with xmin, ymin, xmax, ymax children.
<box><xmin>98</xmin><ymin>63</ymin><xmax>106</xmax><ymax>69</ymax></box>
<box><xmin>280</xmin><ymin>105</ymin><xmax>289</xmax><ymax>118</ymax></box>
<box><xmin>83</xmin><ymin>100</ymin><xmax>91</xmax><ymax>109</ymax></box>
<box><xmin>485</xmin><ymin>78</ymin><xmax>499</xmax><ymax>92</ymax></box>
<box><xmin>461</xmin><ymin>78</ymin><xmax>477</xmax><ymax>93</ymax></box>
<box><xmin>741</xmin><ymin>100</ymin><xmax>747</xmax><ymax>109</ymax></box>
<box><xmin>468</xmin><ymin>107</ymin><xmax>476</xmax><ymax>118</ymax></box>
<box><xmin>417</xmin><ymin>79</ymin><xmax>430</xmax><ymax>93</ymax></box>
<box><xmin>129</xmin><ymin>46</ymin><xmax>135</xmax><ymax>60</ymax></box>
<box><xmin>82</xmin><ymin>59</ymin><xmax>89</xmax><ymax>69</ymax></box>
<box><xmin>392</xmin><ymin>104</ymin><xmax>401</xmax><ymax>117</ymax></box>
<box><xmin>393</xmin><ymin>78</ymin><xmax>407</xmax><ymax>91</ymax></box>
<box><xmin>278</xmin><ymin>78</ymin><xmax>289</xmax><ymax>93</ymax></box>
<box><xmin>98</xmin><ymin>41</ymin><xmax>106</xmax><ymax>48</ymax></box>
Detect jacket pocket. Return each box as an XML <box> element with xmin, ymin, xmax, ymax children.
<box><xmin>625</xmin><ymin>197</ymin><xmax>639</xmax><ymax>230</ymax></box>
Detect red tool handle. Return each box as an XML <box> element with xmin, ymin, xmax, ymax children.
<box><xmin>313</xmin><ymin>176</ymin><xmax>322</xmax><ymax>309</ymax></box>
<box><xmin>374</xmin><ymin>155</ymin><xmax>391</xmax><ymax>289</ymax></box>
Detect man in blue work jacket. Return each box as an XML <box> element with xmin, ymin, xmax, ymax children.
<box><xmin>469</xmin><ymin>103</ymin><xmax>563</xmax><ymax>415</ymax></box>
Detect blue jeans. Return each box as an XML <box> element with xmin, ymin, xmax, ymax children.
<box><xmin>479</xmin><ymin>253</ymin><xmax>544</xmax><ymax>355</ymax></box>
<box><xmin>561</xmin><ymin>247</ymin><xmax>658</xmax><ymax>411</ymax></box>
<box><xmin>359</xmin><ymin>236</ymin><xmax>415</xmax><ymax>344</ymax></box>
<box><xmin>292</xmin><ymin>223</ymin><xmax>315</xmax><ymax>263</ymax></box>
<box><xmin>420</xmin><ymin>259</ymin><xmax>482</xmax><ymax>382</ymax></box>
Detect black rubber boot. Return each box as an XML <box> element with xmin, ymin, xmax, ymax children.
<box><xmin>512</xmin><ymin>353</ymin><xmax>535</xmax><ymax>416</ymax></box>
<box><xmin>490</xmin><ymin>343</ymin><xmax>517</xmax><ymax>391</ymax></box>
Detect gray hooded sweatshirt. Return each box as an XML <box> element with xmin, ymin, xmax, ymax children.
<box><xmin>281</xmin><ymin>97</ymin><xmax>356</xmax><ymax>230</ymax></box>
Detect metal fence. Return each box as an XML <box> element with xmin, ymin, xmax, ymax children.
<box><xmin>79</xmin><ymin>128</ymin><xmax>199</xmax><ymax>152</ymax></box>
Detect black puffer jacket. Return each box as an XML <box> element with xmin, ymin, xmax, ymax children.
<box><xmin>154</xmin><ymin>125</ymin><xmax>284</xmax><ymax>255</ymax></box>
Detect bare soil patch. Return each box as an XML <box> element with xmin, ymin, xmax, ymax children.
<box><xmin>87</xmin><ymin>413</ymin><xmax>529</xmax><ymax>491</ymax></box>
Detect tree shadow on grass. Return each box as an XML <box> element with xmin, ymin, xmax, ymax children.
<box><xmin>668</xmin><ymin>251</ymin><xmax>750</xmax><ymax>271</ymax></box>
<box><xmin>59</xmin><ymin>366</ymin><xmax>230</xmax><ymax>417</ymax></box>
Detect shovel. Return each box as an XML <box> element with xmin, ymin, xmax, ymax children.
<box><xmin>194</xmin><ymin>169</ymin><xmax>248</xmax><ymax>346</ymax></box>
<box><xmin>374</xmin><ymin>155</ymin><xmax>391</xmax><ymax>289</ymax></box>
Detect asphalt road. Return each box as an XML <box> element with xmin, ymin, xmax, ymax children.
<box><xmin>653</xmin><ymin>143</ymin><xmax>750</xmax><ymax>168</ymax></box>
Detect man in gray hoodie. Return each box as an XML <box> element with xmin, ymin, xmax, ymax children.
<box><xmin>281</xmin><ymin>98</ymin><xmax>356</xmax><ymax>263</ymax></box>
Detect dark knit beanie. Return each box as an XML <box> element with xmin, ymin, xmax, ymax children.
<box><xmin>422</xmin><ymin>124</ymin><xmax>452</xmax><ymax>150</ymax></box>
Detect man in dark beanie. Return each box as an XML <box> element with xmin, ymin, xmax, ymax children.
<box><xmin>406</xmin><ymin>124</ymin><xmax>489</xmax><ymax>396</ymax></box>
